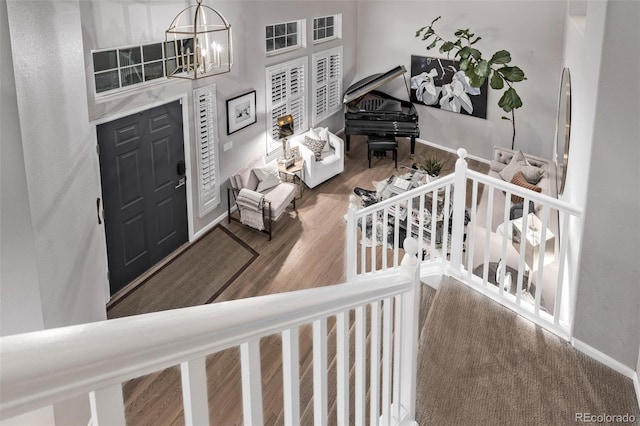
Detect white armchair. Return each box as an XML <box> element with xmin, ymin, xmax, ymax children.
<box><xmin>289</xmin><ymin>128</ymin><xmax>344</xmax><ymax>189</ymax></box>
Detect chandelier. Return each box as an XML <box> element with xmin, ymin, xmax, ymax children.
<box><xmin>165</xmin><ymin>0</ymin><xmax>232</xmax><ymax>80</ymax></box>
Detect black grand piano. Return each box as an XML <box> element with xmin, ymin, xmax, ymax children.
<box><xmin>343</xmin><ymin>65</ymin><xmax>419</xmax><ymax>154</ymax></box>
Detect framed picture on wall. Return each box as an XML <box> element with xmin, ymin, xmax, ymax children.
<box><xmin>410</xmin><ymin>55</ymin><xmax>488</xmax><ymax>119</ymax></box>
<box><xmin>226</xmin><ymin>90</ymin><xmax>257</xmax><ymax>134</ymax></box>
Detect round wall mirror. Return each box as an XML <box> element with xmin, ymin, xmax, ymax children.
<box><xmin>555</xmin><ymin>67</ymin><xmax>571</xmax><ymax>195</ymax></box>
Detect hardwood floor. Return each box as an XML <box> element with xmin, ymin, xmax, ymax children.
<box><xmin>119</xmin><ymin>136</ymin><xmax>489</xmax><ymax>425</ymax></box>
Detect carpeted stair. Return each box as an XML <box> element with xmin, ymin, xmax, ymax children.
<box><xmin>416</xmin><ymin>276</ymin><xmax>639</xmax><ymax>425</ymax></box>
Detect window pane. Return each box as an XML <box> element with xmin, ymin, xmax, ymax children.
<box><xmin>318</xmin><ymin>29</ymin><xmax>325</xmax><ymax>40</ymax></box>
<box><xmin>93</xmin><ymin>50</ymin><xmax>117</xmax><ymax>72</ymax></box>
<box><xmin>275</xmin><ymin>36</ymin><xmax>286</xmax><ymax>49</ymax></box>
<box><xmin>314</xmin><ymin>18</ymin><xmax>319</xmax><ymax>30</ymax></box>
<box><xmin>165</xmin><ymin>41</ymin><xmax>176</xmax><ymax>58</ymax></box>
<box><xmin>165</xmin><ymin>58</ymin><xmax>177</xmax><ymax>75</ymax></box>
<box><xmin>121</xmin><ymin>66</ymin><xmax>143</xmax><ymax>87</ymax></box>
<box><xmin>286</xmin><ymin>35</ymin><xmax>297</xmax><ymax>47</ymax></box>
<box><xmin>287</xmin><ymin>22</ymin><xmax>297</xmax><ymax>34</ymax></box>
<box><xmin>275</xmin><ymin>24</ymin><xmax>286</xmax><ymax>36</ymax></box>
<box><xmin>144</xmin><ymin>62</ymin><xmax>164</xmax><ymax>81</ymax></box>
<box><xmin>266</xmin><ymin>39</ymin><xmax>274</xmax><ymax>52</ymax></box>
<box><xmin>119</xmin><ymin>47</ymin><xmax>141</xmax><ymax>66</ymax></box>
<box><xmin>95</xmin><ymin>70</ymin><xmax>120</xmax><ymax>93</ymax></box>
<box><xmin>317</xmin><ymin>18</ymin><xmax>326</xmax><ymax>28</ymax></box>
<box><xmin>143</xmin><ymin>44</ymin><xmax>163</xmax><ymax>62</ymax></box>
<box><xmin>266</xmin><ymin>25</ymin><xmax>273</xmax><ymax>38</ymax></box>
<box><xmin>327</xmin><ymin>27</ymin><xmax>334</xmax><ymax>38</ymax></box>
<box><xmin>327</xmin><ymin>16</ymin><xmax>334</xmax><ymax>26</ymax></box>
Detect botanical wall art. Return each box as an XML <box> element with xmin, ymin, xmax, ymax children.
<box><xmin>410</xmin><ymin>55</ymin><xmax>488</xmax><ymax>119</ymax></box>
<box><xmin>226</xmin><ymin>90</ymin><xmax>257</xmax><ymax>135</ymax></box>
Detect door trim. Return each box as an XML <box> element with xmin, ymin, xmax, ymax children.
<box><xmin>91</xmin><ymin>94</ymin><xmax>194</xmax><ymax>304</ymax></box>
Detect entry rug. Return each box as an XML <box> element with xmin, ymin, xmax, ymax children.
<box><xmin>108</xmin><ymin>225</ymin><xmax>258</xmax><ymax>318</ymax></box>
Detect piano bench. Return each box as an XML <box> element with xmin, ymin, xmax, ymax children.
<box><xmin>368</xmin><ymin>136</ymin><xmax>398</xmax><ymax>169</ymax></box>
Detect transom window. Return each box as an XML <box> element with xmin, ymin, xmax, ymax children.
<box><xmin>265</xmin><ymin>20</ymin><xmax>305</xmax><ymax>55</ymax></box>
<box><xmin>313</xmin><ymin>14</ymin><xmax>341</xmax><ymax>43</ymax></box>
<box><xmin>92</xmin><ymin>40</ymin><xmax>184</xmax><ymax>95</ymax></box>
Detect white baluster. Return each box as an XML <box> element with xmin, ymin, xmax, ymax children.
<box><xmin>313</xmin><ymin>318</ymin><xmax>328</xmax><ymax>426</ymax></box>
<box><xmin>482</xmin><ymin>188</ymin><xmax>495</xmax><ymax>286</ymax></box>
<box><xmin>241</xmin><ymin>339</ymin><xmax>263</xmax><ymax>426</ymax></box>
<box><xmin>534</xmin><ymin>206</ymin><xmax>550</xmax><ymax>314</ymax></box>
<box><xmin>466</xmin><ymin>179</ymin><xmax>479</xmax><ymax>279</ymax></box>
<box><xmin>336</xmin><ymin>312</ymin><xmax>349</xmax><ymax>426</ymax></box>
<box><xmin>346</xmin><ymin>194</ymin><xmax>358</xmax><ymax>281</ymax></box>
<box><xmin>381</xmin><ymin>296</ymin><xmax>394</xmax><ymax>425</ymax></box>
<box><xmin>515</xmin><ymin>201</ymin><xmax>531</xmax><ymax>304</ymax></box>
<box><xmin>392</xmin><ymin>295</ymin><xmax>402</xmax><ymax>423</ymax></box>
<box><xmin>89</xmin><ymin>384</ymin><xmax>125</xmax><ymax>426</ymax></box>
<box><xmin>354</xmin><ymin>306</ymin><xmax>366</xmax><ymax>424</ymax></box>
<box><xmin>282</xmin><ymin>328</ymin><xmax>300</xmax><ymax>426</ymax></box>
<box><xmin>369</xmin><ymin>301</ymin><xmax>381</xmax><ymax>425</ymax></box>
<box><xmin>181</xmin><ymin>357</ymin><xmax>209</xmax><ymax>426</ymax></box>
<box><xmin>555</xmin><ymin>212</ymin><xmax>571</xmax><ymax>326</ymax></box>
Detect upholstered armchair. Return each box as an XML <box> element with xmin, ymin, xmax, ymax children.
<box><xmin>227</xmin><ymin>157</ymin><xmax>296</xmax><ymax>240</ymax></box>
<box><xmin>288</xmin><ymin>128</ymin><xmax>344</xmax><ymax>189</ymax></box>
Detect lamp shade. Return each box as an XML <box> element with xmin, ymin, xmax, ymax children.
<box><xmin>277</xmin><ymin>114</ymin><xmax>294</xmax><ymax>139</ymax></box>
<box><xmin>165</xmin><ymin>0</ymin><xmax>232</xmax><ymax>80</ymax></box>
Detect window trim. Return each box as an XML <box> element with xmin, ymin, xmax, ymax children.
<box><xmin>265</xmin><ymin>19</ymin><xmax>306</xmax><ymax>56</ymax></box>
<box><xmin>312</xmin><ymin>14</ymin><xmax>342</xmax><ymax>45</ymax></box>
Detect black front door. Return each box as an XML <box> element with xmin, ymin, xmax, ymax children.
<box><xmin>98</xmin><ymin>100</ymin><xmax>188</xmax><ymax>295</ymax></box>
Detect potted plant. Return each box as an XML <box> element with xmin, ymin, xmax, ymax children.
<box><xmin>419</xmin><ymin>154</ymin><xmax>445</xmax><ymax>178</ymax></box>
<box><xmin>416</xmin><ymin>16</ymin><xmax>526</xmax><ymax>149</ymax></box>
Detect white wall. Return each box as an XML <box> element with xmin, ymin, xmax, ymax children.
<box><xmin>79</xmin><ymin>0</ymin><xmax>358</xmax><ymax>238</ymax></box>
<box><xmin>4</xmin><ymin>0</ymin><xmax>109</xmax><ymax>422</ymax></box>
<box><xmin>570</xmin><ymin>0</ymin><xmax>640</xmax><ymax>370</ymax></box>
<box><xmin>355</xmin><ymin>1</ymin><xmax>566</xmax><ymax>161</ymax></box>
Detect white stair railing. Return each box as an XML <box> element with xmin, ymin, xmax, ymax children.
<box><xmin>0</xmin><ymin>239</ymin><xmax>421</xmax><ymax>426</ymax></box>
<box><xmin>345</xmin><ymin>148</ymin><xmax>583</xmax><ymax>339</ymax></box>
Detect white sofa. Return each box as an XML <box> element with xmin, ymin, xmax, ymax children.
<box><xmin>476</xmin><ymin>146</ymin><xmax>557</xmax><ymax>233</ymax></box>
<box><xmin>288</xmin><ymin>129</ymin><xmax>345</xmax><ymax>189</ymax></box>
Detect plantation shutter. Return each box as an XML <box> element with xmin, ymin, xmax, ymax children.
<box><xmin>194</xmin><ymin>84</ymin><xmax>221</xmax><ymax>218</ymax></box>
<box><xmin>266</xmin><ymin>57</ymin><xmax>308</xmax><ymax>153</ymax></box>
<box><xmin>312</xmin><ymin>46</ymin><xmax>342</xmax><ymax>126</ymax></box>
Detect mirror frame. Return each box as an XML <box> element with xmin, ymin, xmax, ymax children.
<box><xmin>555</xmin><ymin>67</ymin><xmax>572</xmax><ymax>195</ymax></box>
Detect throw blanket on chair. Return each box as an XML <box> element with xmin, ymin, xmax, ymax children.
<box><xmin>237</xmin><ymin>188</ymin><xmax>265</xmax><ymax>231</ymax></box>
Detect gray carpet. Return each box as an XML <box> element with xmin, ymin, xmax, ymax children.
<box><xmin>416</xmin><ymin>277</ymin><xmax>639</xmax><ymax>425</ymax></box>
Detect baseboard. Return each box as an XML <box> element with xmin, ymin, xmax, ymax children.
<box><xmin>571</xmin><ymin>338</ymin><xmax>637</xmax><ymax>379</ymax></box>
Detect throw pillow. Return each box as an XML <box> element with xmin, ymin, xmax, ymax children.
<box><xmin>499</xmin><ymin>150</ymin><xmax>545</xmax><ymax>184</ymax></box>
<box><xmin>302</xmin><ymin>136</ymin><xmax>326</xmax><ymax>161</ymax></box>
<box><xmin>252</xmin><ymin>159</ymin><xmax>281</xmax><ymax>192</ymax></box>
<box><xmin>510</xmin><ymin>171</ymin><xmax>542</xmax><ymax>203</ymax></box>
<box><xmin>318</xmin><ymin>127</ymin><xmax>332</xmax><ymax>152</ymax></box>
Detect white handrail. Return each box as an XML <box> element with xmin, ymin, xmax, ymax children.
<box><xmin>0</xmin><ymin>275</ymin><xmax>412</xmax><ymax>420</ymax></box>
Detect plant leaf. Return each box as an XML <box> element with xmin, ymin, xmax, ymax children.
<box><xmin>440</xmin><ymin>41</ymin><xmax>456</xmax><ymax>53</ymax></box>
<box><xmin>476</xmin><ymin>60</ymin><xmax>491</xmax><ymax>78</ymax></box>
<box><xmin>415</xmin><ymin>27</ymin><xmax>426</xmax><ymax>37</ymax></box>
<box><xmin>468</xmin><ymin>70</ymin><xmax>486</xmax><ymax>88</ymax></box>
<box><xmin>490</xmin><ymin>50</ymin><xmax>511</xmax><ymax>64</ymax></box>
<box><xmin>470</xmin><ymin>48</ymin><xmax>482</xmax><ymax>60</ymax></box>
<box><xmin>501</xmin><ymin>116</ymin><xmax>512</xmax><ymax>121</ymax></box>
<box><xmin>470</xmin><ymin>36</ymin><xmax>482</xmax><ymax>45</ymax></box>
<box><xmin>458</xmin><ymin>46</ymin><xmax>471</xmax><ymax>59</ymax></box>
<box><xmin>500</xmin><ymin>66</ymin><xmax>525</xmax><ymax>82</ymax></box>
<box><xmin>427</xmin><ymin>40</ymin><xmax>438</xmax><ymax>50</ymax></box>
<box><xmin>498</xmin><ymin>88</ymin><xmax>523</xmax><ymax>112</ymax></box>
<box><xmin>490</xmin><ymin>71</ymin><xmax>504</xmax><ymax>90</ymax></box>
<box><xmin>460</xmin><ymin>58</ymin><xmax>470</xmax><ymax>71</ymax></box>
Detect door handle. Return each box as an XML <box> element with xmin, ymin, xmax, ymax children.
<box><xmin>175</xmin><ymin>176</ymin><xmax>187</xmax><ymax>189</ymax></box>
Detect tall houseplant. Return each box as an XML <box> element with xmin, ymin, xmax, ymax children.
<box><xmin>416</xmin><ymin>16</ymin><xmax>526</xmax><ymax>149</ymax></box>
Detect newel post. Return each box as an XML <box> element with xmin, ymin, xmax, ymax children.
<box><xmin>399</xmin><ymin>237</ymin><xmax>420</xmax><ymax>424</ymax></box>
<box><xmin>449</xmin><ymin>148</ymin><xmax>468</xmax><ymax>274</ymax></box>
<box><xmin>345</xmin><ymin>194</ymin><xmax>358</xmax><ymax>282</ymax></box>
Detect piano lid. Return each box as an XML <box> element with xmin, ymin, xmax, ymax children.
<box><xmin>343</xmin><ymin>65</ymin><xmax>407</xmax><ymax>104</ymax></box>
